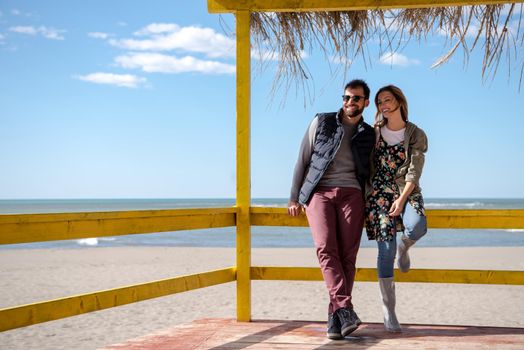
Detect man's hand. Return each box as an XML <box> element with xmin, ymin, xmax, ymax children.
<box><xmin>287</xmin><ymin>200</ymin><xmax>303</xmax><ymax>217</ymax></box>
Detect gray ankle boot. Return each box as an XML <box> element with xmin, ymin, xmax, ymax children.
<box><xmin>397</xmin><ymin>235</ymin><xmax>416</xmax><ymax>273</ymax></box>
<box><xmin>378</xmin><ymin>277</ymin><xmax>401</xmax><ymax>332</ymax></box>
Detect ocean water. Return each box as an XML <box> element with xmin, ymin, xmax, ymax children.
<box><xmin>0</xmin><ymin>198</ymin><xmax>523</xmax><ymax>249</ymax></box>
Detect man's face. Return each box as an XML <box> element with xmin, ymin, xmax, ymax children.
<box><xmin>342</xmin><ymin>87</ymin><xmax>369</xmax><ymax>118</ymax></box>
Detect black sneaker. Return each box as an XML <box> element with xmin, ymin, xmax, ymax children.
<box><xmin>326</xmin><ymin>312</ymin><xmax>343</xmax><ymax>339</ymax></box>
<box><xmin>349</xmin><ymin>308</ymin><xmax>362</xmax><ymax>326</ymax></box>
<box><xmin>336</xmin><ymin>308</ymin><xmax>358</xmax><ymax>337</ymax></box>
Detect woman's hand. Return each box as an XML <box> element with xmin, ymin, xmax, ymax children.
<box><xmin>389</xmin><ymin>198</ymin><xmax>405</xmax><ymax>217</ymax></box>
<box><xmin>390</xmin><ymin>181</ymin><xmax>415</xmax><ymax>216</ymax></box>
<box><xmin>288</xmin><ymin>200</ymin><xmax>303</xmax><ymax>217</ymax></box>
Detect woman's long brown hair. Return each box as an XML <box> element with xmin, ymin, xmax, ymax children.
<box><xmin>374</xmin><ymin>85</ymin><xmax>408</xmax><ymax>128</ymax></box>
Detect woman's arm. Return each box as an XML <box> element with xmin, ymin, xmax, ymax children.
<box><xmin>405</xmin><ymin>127</ymin><xmax>428</xmax><ymax>185</ymax></box>
<box><xmin>390</xmin><ymin>126</ymin><xmax>428</xmax><ymax>216</ymax></box>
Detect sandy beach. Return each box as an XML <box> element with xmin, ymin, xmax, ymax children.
<box><xmin>0</xmin><ymin>246</ymin><xmax>523</xmax><ymax>349</ymax></box>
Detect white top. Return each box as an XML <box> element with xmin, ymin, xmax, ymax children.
<box><xmin>381</xmin><ymin>125</ymin><xmax>405</xmax><ymax>145</ymax></box>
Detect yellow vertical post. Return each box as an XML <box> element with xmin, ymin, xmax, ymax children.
<box><xmin>235</xmin><ymin>10</ymin><xmax>251</xmax><ymax>322</ymax></box>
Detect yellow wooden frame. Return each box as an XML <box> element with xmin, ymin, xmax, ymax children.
<box><xmin>208</xmin><ymin>0</ymin><xmax>520</xmax><ymax>13</ymax></box>
<box><xmin>250</xmin><ymin>207</ymin><xmax>524</xmax><ymax>229</ymax></box>
<box><xmin>1</xmin><ymin>206</ymin><xmax>523</xmax><ymax>331</ymax></box>
<box><xmin>235</xmin><ymin>10</ymin><xmax>252</xmax><ymax>322</ymax></box>
<box><xmin>1</xmin><ymin>207</ymin><xmax>522</xmax><ymax>246</ymax></box>
<box><xmin>0</xmin><ymin>267</ymin><xmax>236</xmax><ymax>332</ymax></box>
<box><xmin>251</xmin><ymin>266</ymin><xmax>524</xmax><ymax>285</ymax></box>
<box><xmin>0</xmin><ymin>207</ymin><xmax>236</xmax><ymax>245</ymax></box>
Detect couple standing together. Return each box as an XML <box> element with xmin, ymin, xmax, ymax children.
<box><xmin>288</xmin><ymin>79</ymin><xmax>428</xmax><ymax>338</ymax></box>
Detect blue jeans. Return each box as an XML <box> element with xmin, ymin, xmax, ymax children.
<box><xmin>377</xmin><ymin>202</ymin><xmax>427</xmax><ymax>278</ymax></box>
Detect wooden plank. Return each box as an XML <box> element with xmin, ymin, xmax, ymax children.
<box><xmin>0</xmin><ymin>207</ymin><xmax>237</xmax><ymax>223</ymax></box>
<box><xmin>0</xmin><ymin>268</ymin><xmax>236</xmax><ymax>332</ymax></box>
<box><xmin>101</xmin><ymin>318</ymin><xmax>524</xmax><ymax>349</ymax></box>
<box><xmin>394</xmin><ymin>268</ymin><xmax>524</xmax><ymax>284</ymax></box>
<box><xmin>251</xmin><ymin>207</ymin><xmax>308</xmax><ymax>227</ymax></box>
<box><xmin>0</xmin><ymin>208</ymin><xmax>236</xmax><ymax>245</ymax></box>
<box><xmin>251</xmin><ymin>266</ymin><xmax>324</xmax><ymax>280</ymax></box>
<box><xmin>3</xmin><ymin>207</ymin><xmax>522</xmax><ymax>245</ymax></box>
<box><xmin>236</xmin><ymin>9</ymin><xmax>252</xmax><ymax>322</ymax></box>
<box><xmin>250</xmin><ymin>207</ymin><xmax>524</xmax><ymax>229</ymax></box>
<box><xmin>251</xmin><ymin>266</ymin><xmax>524</xmax><ymax>285</ymax></box>
<box><xmin>427</xmin><ymin>209</ymin><xmax>524</xmax><ymax>229</ymax></box>
<box><xmin>208</xmin><ymin>0</ymin><xmax>520</xmax><ymax>13</ymax></box>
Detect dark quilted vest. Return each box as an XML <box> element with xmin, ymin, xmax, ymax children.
<box><xmin>298</xmin><ymin>112</ymin><xmax>375</xmax><ymax>205</ymax></box>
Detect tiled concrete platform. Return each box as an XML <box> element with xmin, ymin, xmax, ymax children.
<box><xmin>101</xmin><ymin>318</ymin><xmax>524</xmax><ymax>349</ymax></box>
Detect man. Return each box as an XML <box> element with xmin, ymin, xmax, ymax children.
<box><xmin>288</xmin><ymin>79</ymin><xmax>375</xmax><ymax>339</ymax></box>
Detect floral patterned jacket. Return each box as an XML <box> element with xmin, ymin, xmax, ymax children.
<box><xmin>366</xmin><ymin>121</ymin><xmax>428</xmax><ymax>197</ymax></box>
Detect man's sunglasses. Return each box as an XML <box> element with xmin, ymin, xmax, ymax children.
<box><xmin>342</xmin><ymin>95</ymin><xmax>366</xmax><ymax>103</ymax></box>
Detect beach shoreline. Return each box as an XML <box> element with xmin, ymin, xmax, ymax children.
<box><xmin>1</xmin><ymin>246</ymin><xmax>523</xmax><ymax>349</ymax></box>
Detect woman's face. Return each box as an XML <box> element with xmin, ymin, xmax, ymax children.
<box><xmin>376</xmin><ymin>91</ymin><xmax>399</xmax><ymax>118</ymax></box>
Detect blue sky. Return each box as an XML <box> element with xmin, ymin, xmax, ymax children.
<box><xmin>0</xmin><ymin>1</ymin><xmax>522</xmax><ymax>199</ymax></box>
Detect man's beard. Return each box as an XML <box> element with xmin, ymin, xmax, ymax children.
<box><xmin>346</xmin><ymin>106</ymin><xmax>364</xmax><ymax>118</ymax></box>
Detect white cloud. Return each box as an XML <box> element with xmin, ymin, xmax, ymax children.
<box><xmin>251</xmin><ymin>48</ymin><xmax>279</xmax><ymax>61</ymax></box>
<box><xmin>88</xmin><ymin>32</ymin><xmax>110</xmax><ymax>39</ymax></box>
<box><xmin>114</xmin><ymin>52</ymin><xmax>235</xmax><ymax>74</ymax></box>
<box><xmin>109</xmin><ymin>23</ymin><xmax>235</xmax><ymax>58</ymax></box>
<box><xmin>436</xmin><ymin>23</ymin><xmax>480</xmax><ymax>39</ymax></box>
<box><xmin>9</xmin><ymin>26</ymin><xmax>65</xmax><ymax>40</ymax></box>
<box><xmin>329</xmin><ymin>55</ymin><xmax>352</xmax><ymax>65</ymax></box>
<box><xmin>501</xmin><ymin>3</ymin><xmax>517</xmax><ymax>16</ymax></box>
<box><xmin>75</xmin><ymin>72</ymin><xmax>146</xmax><ymax>88</ymax></box>
<box><xmin>134</xmin><ymin>23</ymin><xmax>179</xmax><ymax>36</ymax></box>
<box><xmin>379</xmin><ymin>52</ymin><xmax>420</xmax><ymax>67</ymax></box>
<box><xmin>11</xmin><ymin>8</ymin><xmax>33</xmax><ymax>17</ymax></box>
<box><xmin>250</xmin><ymin>48</ymin><xmax>307</xmax><ymax>60</ymax></box>
<box><xmin>0</xmin><ymin>33</ymin><xmax>6</xmax><ymax>41</ymax></box>
<box><xmin>39</xmin><ymin>27</ymin><xmax>65</xmax><ymax>40</ymax></box>
<box><xmin>9</xmin><ymin>26</ymin><xmax>37</xmax><ymax>35</ymax></box>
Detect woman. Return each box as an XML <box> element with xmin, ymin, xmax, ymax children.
<box><xmin>365</xmin><ymin>85</ymin><xmax>428</xmax><ymax>332</ymax></box>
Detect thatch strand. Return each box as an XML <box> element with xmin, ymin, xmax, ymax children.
<box><xmin>250</xmin><ymin>4</ymin><xmax>523</xmax><ymax>104</ymax></box>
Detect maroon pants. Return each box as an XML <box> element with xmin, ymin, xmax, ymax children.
<box><xmin>306</xmin><ymin>186</ymin><xmax>364</xmax><ymax>313</ymax></box>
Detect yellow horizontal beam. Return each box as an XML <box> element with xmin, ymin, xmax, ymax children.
<box><xmin>250</xmin><ymin>207</ymin><xmax>309</xmax><ymax>227</ymax></box>
<box><xmin>251</xmin><ymin>266</ymin><xmax>323</xmax><ymax>280</ymax></box>
<box><xmin>251</xmin><ymin>266</ymin><xmax>524</xmax><ymax>285</ymax></box>
<box><xmin>394</xmin><ymin>268</ymin><xmax>524</xmax><ymax>284</ymax></box>
<box><xmin>208</xmin><ymin>0</ymin><xmax>520</xmax><ymax>13</ymax></box>
<box><xmin>3</xmin><ymin>207</ymin><xmax>521</xmax><ymax>245</ymax></box>
<box><xmin>0</xmin><ymin>267</ymin><xmax>236</xmax><ymax>332</ymax></box>
<box><xmin>250</xmin><ymin>207</ymin><xmax>524</xmax><ymax>229</ymax></box>
<box><xmin>426</xmin><ymin>209</ymin><xmax>524</xmax><ymax>229</ymax></box>
<box><xmin>0</xmin><ymin>207</ymin><xmax>237</xmax><ymax>245</ymax></box>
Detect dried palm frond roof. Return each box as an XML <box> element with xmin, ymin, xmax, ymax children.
<box><xmin>248</xmin><ymin>3</ymin><xmax>523</xmax><ymax>103</ymax></box>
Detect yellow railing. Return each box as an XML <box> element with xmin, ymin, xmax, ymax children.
<box><xmin>249</xmin><ymin>207</ymin><xmax>524</xmax><ymax>285</ymax></box>
<box><xmin>0</xmin><ymin>207</ymin><xmax>236</xmax><ymax>244</ymax></box>
<box><xmin>0</xmin><ymin>207</ymin><xmax>238</xmax><ymax>332</ymax></box>
<box><xmin>0</xmin><ymin>267</ymin><xmax>236</xmax><ymax>332</ymax></box>
<box><xmin>1</xmin><ymin>207</ymin><xmax>524</xmax><ymax>332</ymax></box>
<box><xmin>250</xmin><ymin>207</ymin><xmax>524</xmax><ymax>229</ymax></box>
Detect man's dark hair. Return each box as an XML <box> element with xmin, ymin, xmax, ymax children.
<box><xmin>344</xmin><ymin>79</ymin><xmax>370</xmax><ymax>100</ymax></box>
